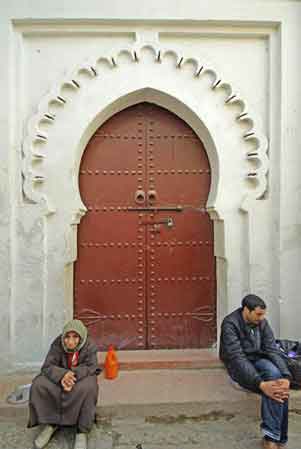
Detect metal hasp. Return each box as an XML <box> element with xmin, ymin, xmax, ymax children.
<box><xmin>150</xmin><ymin>217</ymin><xmax>174</xmax><ymax>233</ymax></box>
<box><xmin>75</xmin><ymin>102</ymin><xmax>216</xmax><ymax>350</ymax></box>
<box><xmin>164</xmin><ymin>217</ymin><xmax>174</xmax><ymax>228</ymax></box>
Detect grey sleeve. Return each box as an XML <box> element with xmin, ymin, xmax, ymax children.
<box><xmin>41</xmin><ymin>342</ymin><xmax>68</xmax><ymax>384</ymax></box>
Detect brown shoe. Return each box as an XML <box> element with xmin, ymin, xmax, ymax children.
<box><xmin>262</xmin><ymin>438</ymin><xmax>279</xmax><ymax>449</ymax></box>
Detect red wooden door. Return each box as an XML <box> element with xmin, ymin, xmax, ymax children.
<box><xmin>74</xmin><ymin>103</ymin><xmax>216</xmax><ymax>350</ymax></box>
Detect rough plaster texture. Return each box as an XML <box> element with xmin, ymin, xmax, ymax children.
<box><xmin>0</xmin><ymin>0</ymin><xmax>300</xmax><ymax>372</ymax></box>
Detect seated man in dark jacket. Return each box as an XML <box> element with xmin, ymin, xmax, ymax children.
<box><xmin>220</xmin><ymin>294</ymin><xmax>291</xmax><ymax>449</ymax></box>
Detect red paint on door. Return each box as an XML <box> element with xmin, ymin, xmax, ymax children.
<box><xmin>74</xmin><ymin>103</ymin><xmax>216</xmax><ymax>349</ymax></box>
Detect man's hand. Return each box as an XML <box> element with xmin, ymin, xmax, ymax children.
<box><xmin>61</xmin><ymin>371</ymin><xmax>76</xmax><ymax>392</ymax></box>
<box><xmin>274</xmin><ymin>378</ymin><xmax>290</xmax><ymax>400</ymax></box>
<box><xmin>259</xmin><ymin>379</ymin><xmax>290</xmax><ymax>403</ymax></box>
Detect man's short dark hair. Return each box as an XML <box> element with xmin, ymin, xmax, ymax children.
<box><xmin>241</xmin><ymin>294</ymin><xmax>266</xmax><ymax>311</ymax></box>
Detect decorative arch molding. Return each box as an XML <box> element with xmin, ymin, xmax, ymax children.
<box><xmin>22</xmin><ymin>41</ymin><xmax>269</xmax><ymax>217</ymax></box>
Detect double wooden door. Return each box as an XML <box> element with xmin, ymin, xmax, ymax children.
<box><xmin>74</xmin><ymin>103</ymin><xmax>216</xmax><ymax>350</ymax></box>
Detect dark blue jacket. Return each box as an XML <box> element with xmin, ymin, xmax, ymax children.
<box><xmin>219</xmin><ymin>308</ymin><xmax>291</xmax><ymax>393</ymax></box>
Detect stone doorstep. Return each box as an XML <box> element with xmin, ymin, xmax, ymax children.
<box><xmin>1</xmin><ymin>368</ymin><xmax>301</xmax><ymax>421</ymax></box>
<box><xmin>1</xmin><ymin>350</ymin><xmax>301</xmax><ymax>421</ymax></box>
<box><xmin>0</xmin><ymin>368</ymin><xmax>258</xmax><ymax>421</ymax></box>
<box><xmin>0</xmin><ymin>349</ymin><xmax>220</xmax><ymax>405</ymax></box>
<box><xmin>97</xmin><ymin>348</ymin><xmax>223</xmax><ymax>370</ymax></box>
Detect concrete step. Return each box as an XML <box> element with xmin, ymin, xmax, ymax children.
<box><xmin>97</xmin><ymin>368</ymin><xmax>262</xmax><ymax>418</ymax></box>
<box><xmin>97</xmin><ymin>348</ymin><xmax>223</xmax><ymax>370</ymax></box>
<box><xmin>1</xmin><ymin>368</ymin><xmax>301</xmax><ymax>421</ymax></box>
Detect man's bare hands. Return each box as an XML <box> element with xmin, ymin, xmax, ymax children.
<box><xmin>259</xmin><ymin>378</ymin><xmax>290</xmax><ymax>403</ymax></box>
<box><xmin>275</xmin><ymin>378</ymin><xmax>290</xmax><ymax>400</ymax></box>
<box><xmin>61</xmin><ymin>371</ymin><xmax>76</xmax><ymax>392</ymax></box>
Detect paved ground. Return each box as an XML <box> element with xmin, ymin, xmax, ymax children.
<box><xmin>1</xmin><ymin>411</ymin><xmax>301</xmax><ymax>449</ymax></box>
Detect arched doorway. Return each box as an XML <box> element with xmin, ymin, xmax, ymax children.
<box><xmin>74</xmin><ymin>102</ymin><xmax>216</xmax><ymax>350</ymax></box>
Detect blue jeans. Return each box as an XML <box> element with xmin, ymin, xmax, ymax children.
<box><xmin>253</xmin><ymin>359</ymin><xmax>289</xmax><ymax>444</ymax></box>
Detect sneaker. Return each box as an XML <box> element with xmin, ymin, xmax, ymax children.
<box><xmin>74</xmin><ymin>433</ymin><xmax>87</xmax><ymax>449</ymax></box>
<box><xmin>34</xmin><ymin>425</ymin><xmax>57</xmax><ymax>449</ymax></box>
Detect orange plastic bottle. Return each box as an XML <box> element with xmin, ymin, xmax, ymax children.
<box><xmin>104</xmin><ymin>345</ymin><xmax>119</xmax><ymax>379</ymax></box>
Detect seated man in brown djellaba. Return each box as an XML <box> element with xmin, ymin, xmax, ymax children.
<box><xmin>28</xmin><ymin>319</ymin><xmax>100</xmax><ymax>449</ymax></box>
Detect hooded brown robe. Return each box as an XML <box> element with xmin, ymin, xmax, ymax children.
<box><xmin>28</xmin><ymin>324</ymin><xmax>100</xmax><ymax>432</ymax></box>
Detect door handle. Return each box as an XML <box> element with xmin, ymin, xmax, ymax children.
<box><xmin>148</xmin><ymin>190</ymin><xmax>157</xmax><ymax>203</ymax></box>
<box><xmin>135</xmin><ymin>190</ymin><xmax>145</xmax><ymax>204</ymax></box>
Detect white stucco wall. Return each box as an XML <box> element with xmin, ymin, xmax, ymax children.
<box><xmin>0</xmin><ymin>0</ymin><xmax>300</xmax><ymax>373</ymax></box>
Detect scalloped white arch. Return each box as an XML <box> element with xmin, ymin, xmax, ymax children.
<box><xmin>22</xmin><ymin>42</ymin><xmax>269</xmax><ymax>218</ymax></box>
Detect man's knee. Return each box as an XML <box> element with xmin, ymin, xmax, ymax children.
<box><xmin>264</xmin><ymin>363</ymin><xmax>282</xmax><ymax>380</ymax></box>
<box><xmin>256</xmin><ymin>359</ymin><xmax>282</xmax><ymax>381</ymax></box>
<box><xmin>30</xmin><ymin>376</ymin><xmax>50</xmax><ymax>401</ymax></box>
<box><xmin>31</xmin><ymin>376</ymin><xmax>46</xmax><ymax>394</ymax></box>
<box><xmin>74</xmin><ymin>376</ymin><xmax>98</xmax><ymax>396</ymax></box>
